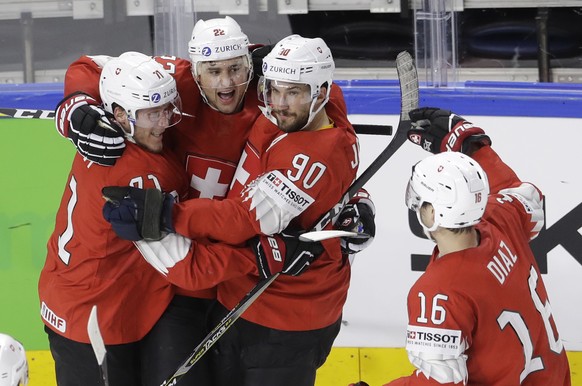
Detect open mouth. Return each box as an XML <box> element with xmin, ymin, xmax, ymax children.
<box><xmin>218</xmin><ymin>90</ymin><xmax>235</xmax><ymax>101</ymax></box>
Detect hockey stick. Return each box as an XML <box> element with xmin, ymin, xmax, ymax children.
<box><xmin>301</xmin><ymin>50</ymin><xmax>419</xmax><ymax>240</ymax></box>
<box><xmin>87</xmin><ymin>305</ymin><xmax>110</xmax><ymax>386</ymax></box>
<box><xmin>0</xmin><ymin>108</ymin><xmax>55</xmax><ymax>119</ymax></box>
<box><xmin>353</xmin><ymin>124</ymin><xmax>392</xmax><ymax>135</ymax></box>
<box><xmin>159</xmin><ymin>51</ymin><xmax>419</xmax><ymax>386</ymax></box>
<box><xmin>0</xmin><ymin>106</ymin><xmax>392</xmax><ymax>136</ymax></box>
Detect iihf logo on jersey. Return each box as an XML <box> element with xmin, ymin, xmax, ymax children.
<box><xmin>202</xmin><ymin>47</ymin><xmax>212</xmax><ymax>57</ymax></box>
<box><xmin>151</xmin><ymin>93</ymin><xmax>161</xmax><ymax>103</ymax></box>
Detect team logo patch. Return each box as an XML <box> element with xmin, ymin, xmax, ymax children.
<box><xmin>405</xmin><ymin>324</ymin><xmax>463</xmax><ymax>357</ymax></box>
<box><xmin>409</xmin><ymin>133</ymin><xmax>421</xmax><ymax>144</ymax></box>
<box><xmin>202</xmin><ymin>47</ymin><xmax>212</xmax><ymax>57</ymax></box>
<box><xmin>151</xmin><ymin>93</ymin><xmax>161</xmax><ymax>103</ymax></box>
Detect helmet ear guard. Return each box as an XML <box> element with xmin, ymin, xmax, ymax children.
<box><xmin>405</xmin><ymin>152</ymin><xmax>489</xmax><ymax>235</ymax></box>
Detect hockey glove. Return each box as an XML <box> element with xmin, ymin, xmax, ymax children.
<box><xmin>102</xmin><ymin>186</ymin><xmax>175</xmax><ymax>241</ymax></box>
<box><xmin>251</xmin><ymin>44</ymin><xmax>274</xmax><ymax>77</ymax></box>
<box><xmin>407</xmin><ymin>107</ymin><xmax>491</xmax><ymax>155</ymax></box>
<box><xmin>251</xmin><ymin>233</ymin><xmax>324</xmax><ymax>280</ymax></box>
<box><xmin>55</xmin><ymin>92</ymin><xmax>125</xmax><ymax>166</ymax></box>
<box><xmin>337</xmin><ymin>190</ymin><xmax>376</xmax><ymax>254</ymax></box>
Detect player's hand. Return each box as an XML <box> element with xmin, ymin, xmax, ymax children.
<box><xmin>337</xmin><ymin>190</ymin><xmax>376</xmax><ymax>255</ymax></box>
<box><xmin>55</xmin><ymin>92</ymin><xmax>125</xmax><ymax>166</ymax></box>
<box><xmin>102</xmin><ymin>186</ymin><xmax>175</xmax><ymax>241</ymax></box>
<box><xmin>250</xmin><ymin>233</ymin><xmax>324</xmax><ymax>279</ymax></box>
<box><xmin>407</xmin><ymin>107</ymin><xmax>491</xmax><ymax>155</ymax></box>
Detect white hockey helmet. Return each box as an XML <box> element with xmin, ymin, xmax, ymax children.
<box><xmin>259</xmin><ymin>34</ymin><xmax>335</xmax><ymax>129</ymax></box>
<box><xmin>189</xmin><ymin>16</ymin><xmax>251</xmax><ymax>69</ymax></box>
<box><xmin>405</xmin><ymin>152</ymin><xmax>489</xmax><ymax>235</ymax></box>
<box><xmin>0</xmin><ymin>334</ymin><xmax>28</xmax><ymax>386</ymax></box>
<box><xmin>100</xmin><ymin>51</ymin><xmax>182</xmax><ymax>137</ymax></box>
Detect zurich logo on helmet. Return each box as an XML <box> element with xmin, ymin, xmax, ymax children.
<box><xmin>151</xmin><ymin>93</ymin><xmax>161</xmax><ymax>103</ymax></box>
<box><xmin>262</xmin><ymin>62</ymin><xmax>268</xmax><ymax>73</ymax></box>
<box><xmin>202</xmin><ymin>47</ymin><xmax>212</xmax><ymax>57</ymax></box>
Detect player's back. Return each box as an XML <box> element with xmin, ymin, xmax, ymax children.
<box><xmin>411</xmin><ymin>216</ymin><xmax>571</xmax><ymax>385</ymax></box>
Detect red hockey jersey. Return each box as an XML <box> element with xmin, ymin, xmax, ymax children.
<box><xmin>166</xmin><ymin>85</ymin><xmax>359</xmax><ymax>330</ymax></box>
<box><xmin>38</xmin><ymin>142</ymin><xmax>188</xmax><ymax>344</ymax></box>
<box><xmin>386</xmin><ymin>146</ymin><xmax>571</xmax><ymax>386</ymax></box>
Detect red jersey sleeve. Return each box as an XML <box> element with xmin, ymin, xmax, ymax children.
<box><xmin>475</xmin><ymin>146</ymin><xmax>545</xmax><ymax>241</ymax></box>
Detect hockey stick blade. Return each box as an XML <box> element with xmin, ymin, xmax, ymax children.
<box><xmin>299</xmin><ymin>230</ymin><xmax>368</xmax><ymax>242</ymax></box>
<box><xmin>0</xmin><ymin>108</ymin><xmax>55</xmax><ymax>119</ymax></box>
<box><xmin>160</xmin><ymin>273</ymin><xmax>279</xmax><ymax>386</ymax></box>
<box><xmin>159</xmin><ymin>51</ymin><xmax>419</xmax><ymax>386</ymax></box>
<box><xmin>310</xmin><ymin>50</ymin><xmax>419</xmax><ymax>233</ymax></box>
<box><xmin>88</xmin><ymin>305</ymin><xmax>110</xmax><ymax>386</ymax></box>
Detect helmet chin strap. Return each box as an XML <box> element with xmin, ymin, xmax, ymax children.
<box><xmin>124</xmin><ymin>118</ymin><xmax>137</xmax><ymax>143</ymax></box>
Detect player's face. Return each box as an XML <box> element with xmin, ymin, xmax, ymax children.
<box><xmin>133</xmin><ymin>103</ymin><xmax>177</xmax><ymax>153</ymax></box>
<box><xmin>267</xmin><ymin>81</ymin><xmax>313</xmax><ymax>133</ymax></box>
<box><xmin>196</xmin><ymin>56</ymin><xmax>250</xmax><ymax>114</ymax></box>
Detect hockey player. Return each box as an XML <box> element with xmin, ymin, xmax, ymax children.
<box><xmin>103</xmin><ymin>35</ymin><xmax>359</xmax><ymax>386</ymax></box>
<box><xmin>38</xmin><ymin>52</ymin><xmax>189</xmax><ymax>386</ymax></box>
<box><xmin>0</xmin><ymin>333</ymin><xmax>28</xmax><ymax>386</ymax></box>
<box><xmin>384</xmin><ymin>107</ymin><xmax>571</xmax><ymax>385</ymax></box>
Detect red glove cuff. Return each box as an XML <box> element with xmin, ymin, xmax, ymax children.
<box><xmin>347</xmin><ymin>188</ymin><xmax>376</xmax><ymax>216</ymax></box>
<box><xmin>440</xmin><ymin>121</ymin><xmax>486</xmax><ymax>153</ymax></box>
<box><xmin>55</xmin><ymin>92</ymin><xmax>99</xmax><ymax>138</ymax></box>
<box><xmin>259</xmin><ymin>236</ymin><xmax>287</xmax><ymax>275</ymax></box>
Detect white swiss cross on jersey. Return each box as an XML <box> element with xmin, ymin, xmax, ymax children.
<box><xmin>229</xmin><ymin>143</ymin><xmax>261</xmax><ymax>199</ymax></box>
<box><xmin>186</xmin><ymin>155</ymin><xmax>237</xmax><ymax>200</ymax></box>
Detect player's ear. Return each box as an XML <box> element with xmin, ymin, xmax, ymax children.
<box><xmin>113</xmin><ymin>105</ymin><xmax>130</xmax><ymax>130</ymax></box>
<box><xmin>317</xmin><ymin>83</ymin><xmax>328</xmax><ymax>102</ymax></box>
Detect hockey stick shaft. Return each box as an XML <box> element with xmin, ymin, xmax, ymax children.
<box><xmin>0</xmin><ymin>108</ymin><xmax>55</xmax><ymax>119</ymax></box>
<box><xmin>311</xmin><ymin>51</ymin><xmax>419</xmax><ymax>232</ymax></box>
<box><xmin>160</xmin><ymin>273</ymin><xmax>279</xmax><ymax>386</ymax></box>
<box><xmin>159</xmin><ymin>51</ymin><xmax>418</xmax><ymax>386</ymax></box>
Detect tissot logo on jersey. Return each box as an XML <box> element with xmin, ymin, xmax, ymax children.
<box><xmin>406</xmin><ymin>325</ymin><xmax>463</xmax><ymax>356</ymax></box>
<box><xmin>267</xmin><ymin>172</ymin><xmax>312</xmax><ymax>208</ymax></box>
<box><xmin>254</xmin><ymin>170</ymin><xmax>314</xmax><ymax>219</ymax></box>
